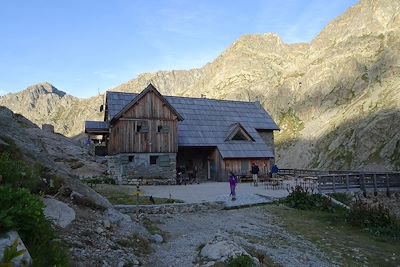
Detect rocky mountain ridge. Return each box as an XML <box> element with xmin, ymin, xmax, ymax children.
<box><xmin>1</xmin><ymin>0</ymin><xmax>399</xmax><ymax>170</ymax></box>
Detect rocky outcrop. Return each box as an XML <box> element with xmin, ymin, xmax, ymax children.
<box><xmin>43</xmin><ymin>197</ymin><xmax>76</xmax><ymax>228</ymax></box>
<box><xmin>1</xmin><ymin>0</ymin><xmax>399</xmax><ymax>171</ymax></box>
<box><xmin>0</xmin><ymin>106</ymin><xmax>111</xmax><ymax>209</ymax></box>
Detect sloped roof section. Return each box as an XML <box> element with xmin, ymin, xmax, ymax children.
<box><xmin>110</xmin><ymin>84</ymin><xmax>183</xmax><ymax>123</ymax></box>
<box><xmin>85</xmin><ymin>121</ymin><xmax>109</xmax><ymax>134</ymax></box>
<box><xmin>105</xmin><ymin>91</ymin><xmax>279</xmax><ymax>158</ymax></box>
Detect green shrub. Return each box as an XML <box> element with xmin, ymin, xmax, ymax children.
<box><xmin>284</xmin><ymin>186</ymin><xmax>335</xmax><ymax>211</ymax></box>
<box><xmin>226</xmin><ymin>255</ymin><xmax>255</xmax><ymax>267</ymax></box>
<box><xmin>346</xmin><ymin>201</ymin><xmax>400</xmax><ymax>238</ymax></box>
<box><xmin>0</xmin><ymin>186</ymin><xmax>69</xmax><ymax>266</ymax></box>
<box><xmin>0</xmin><ymin>153</ymin><xmax>41</xmax><ymax>192</ymax></box>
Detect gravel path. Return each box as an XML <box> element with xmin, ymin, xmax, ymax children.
<box><xmin>144</xmin><ymin>206</ymin><xmax>337</xmax><ymax>267</ymax></box>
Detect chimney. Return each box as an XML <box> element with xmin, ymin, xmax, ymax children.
<box><xmin>201</xmin><ymin>94</ymin><xmax>206</xmax><ymax>98</ymax></box>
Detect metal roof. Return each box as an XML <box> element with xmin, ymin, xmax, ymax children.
<box><xmin>85</xmin><ymin>121</ymin><xmax>109</xmax><ymax>134</ymax></box>
<box><xmin>105</xmin><ymin>91</ymin><xmax>279</xmax><ymax>158</ymax></box>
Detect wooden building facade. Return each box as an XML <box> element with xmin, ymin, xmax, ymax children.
<box><xmin>85</xmin><ymin>84</ymin><xmax>279</xmax><ymax>184</ymax></box>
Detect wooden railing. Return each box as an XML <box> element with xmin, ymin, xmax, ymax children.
<box><xmin>317</xmin><ymin>172</ymin><xmax>400</xmax><ymax>196</ymax></box>
<box><xmin>277</xmin><ymin>169</ymin><xmax>400</xmax><ymax>195</ymax></box>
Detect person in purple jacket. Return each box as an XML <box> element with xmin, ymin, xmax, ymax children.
<box><xmin>229</xmin><ymin>172</ymin><xmax>237</xmax><ymax>201</ymax></box>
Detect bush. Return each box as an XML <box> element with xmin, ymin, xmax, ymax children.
<box><xmin>225</xmin><ymin>255</ymin><xmax>255</xmax><ymax>267</ymax></box>
<box><xmin>284</xmin><ymin>186</ymin><xmax>335</xmax><ymax>211</ymax></box>
<box><xmin>0</xmin><ymin>153</ymin><xmax>41</xmax><ymax>192</ymax></box>
<box><xmin>346</xmin><ymin>201</ymin><xmax>400</xmax><ymax>238</ymax></box>
<box><xmin>0</xmin><ymin>186</ymin><xmax>69</xmax><ymax>266</ymax></box>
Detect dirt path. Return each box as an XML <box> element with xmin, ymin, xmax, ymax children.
<box><xmin>144</xmin><ymin>206</ymin><xmax>338</xmax><ymax>267</ymax></box>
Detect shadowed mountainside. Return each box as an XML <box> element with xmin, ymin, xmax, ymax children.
<box><xmin>0</xmin><ymin>0</ymin><xmax>399</xmax><ymax>170</ymax></box>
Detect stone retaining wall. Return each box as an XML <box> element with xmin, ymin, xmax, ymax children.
<box><xmin>107</xmin><ymin>153</ymin><xmax>176</xmax><ymax>185</ymax></box>
<box><xmin>114</xmin><ymin>201</ymin><xmax>225</xmax><ymax>215</ymax></box>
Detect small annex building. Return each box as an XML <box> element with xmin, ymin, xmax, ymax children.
<box><xmin>85</xmin><ymin>84</ymin><xmax>279</xmax><ymax>184</ymax></box>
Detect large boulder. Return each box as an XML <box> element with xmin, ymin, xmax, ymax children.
<box><xmin>0</xmin><ymin>231</ymin><xmax>32</xmax><ymax>267</ymax></box>
<box><xmin>43</xmin><ymin>197</ymin><xmax>76</xmax><ymax>228</ymax></box>
<box><xmin>200</xmin><ymin>240</ymin><xmax>249</xmax><ymax>261</ymax></box>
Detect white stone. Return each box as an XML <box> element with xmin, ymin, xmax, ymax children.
<box><xmin>103</xmin><ymin>219</ymin><xmax>111</xmax><ymax>229</ymax></box>
<box><xmin>96</xmin><ymin>227</ymin><xmax>105</xmax><ymax>234</ymax></box>
<box><xmin>70</xmin><ymin>190</ymin><xmax>84</xmax><ymax>200</ymax></box>
<box><xmin>151</xmin><ymin>234</ymin><xmax>163</xmax><ymax>243</ymax></box>
<box><xmin>105</xmin><ymin>208</ymin><xmax>132</xmax><ymax>226</ymax></box>
<box><xmin>0</xmin><ymin>231</ymin><xmax>32</xmax><ymax>267</ymax></box>
<box><xmin>200</xmin><ymin>240</ymin><xmax>248</xmax><ymax>261</ymax></box>
<box><xmin>43</xmin><ymin>197</ymin><xmax>75</xmax><ymax>228</ymax></box>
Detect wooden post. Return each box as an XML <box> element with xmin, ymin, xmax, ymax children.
<box><xmin>332</xmin><ymin>175</ymin><xmax>336</xmax><ymax>193</ymax></box>
<box><xmin>346</xmin><ymin>174</ymin><xmax>350</xmax><ymax>192</ymax></box>
<box><xmin>386</xmin><ymin>173</ymin><xmax>390</xmax><ymax>197</ymax></box>
<box><xmin>373</xmin><ymin>173</ymin><xmax>377</xmax><ymax>196</ymax></box>
<box><xmin>361</xmin><ymin>174</ymin><xmax>366</xmax><ymax>197</ymax></box>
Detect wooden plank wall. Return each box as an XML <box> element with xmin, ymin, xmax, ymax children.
<box><xmin>224</xmin><ymin>159</ymin><xmax>270</xmax><ymax>177</ymax></box>
<box><xmin>108</xmin><ymin>91</ymin><xmax>178</xmax><ymax>154</ymax></box>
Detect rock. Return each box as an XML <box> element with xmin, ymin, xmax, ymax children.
<box><xmin>0</xmin><ymin>231</ymin><xmax>32</xmax><ymax>267</ymax></box>
<box><xmin>96</xmin><ymin>227</ymin><xmax>105</xmax><ymax>234</ymax></box>
<box><xmin>70</xmin><ymin>190</ymin><xmax>84</xmax><ymax>200</ymax></box>
<box><xmin>117</xmin><ymin>261</ymin><xmax>125</xmax><ymax>267</ymax></box>
<box><xmin>43</xmin><ymin>197</ymin><xmax>76</xmax><ymax>228</ymax></box>
<box><xmin>132</xmin><ymin>259</ymin><xmax>140</xmax><ymax>265</ymax></box>
<box><xmin>105</xmin><ymin>207</ymin><xmax>133</xmax><ymax>226</ymax></box>
<box><xmin>200</xmin><ymin>240</ymin><xmax>248</xmax><ymax>261</ymax></box>
<box><xmin>151</xmin><ymin>234</ymin><xmax>163</xmax><ymax>243</ymax></box>
<box><xmin>103</xmin><ymin>219</ymin><xmax>111</xmax><ymax>229</ymax></box>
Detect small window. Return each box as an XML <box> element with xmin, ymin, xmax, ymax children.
<box><xmin>150</xmin><ymin>156</ymin><xmax>158</xmax><ymax>165</ymax></box>
<box><xmin>158</xmin><ymin>125</ymin><xmax>169</xmax><ymax>133</ymax></box>
<box><xmin>128</xmin><ymin>156</ymin><xmax>134</xmax><ymax>162</ymax></box>
<box><xmin>136</xmin><ymin>121</ymin><xmax>149</xmax><ymax>133</ymax></box>
<box><xmin>232</xmin><ymin>131</ymin><xmax>248</xmax><ymax>140</ymax></box>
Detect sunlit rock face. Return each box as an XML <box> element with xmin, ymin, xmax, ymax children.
<box><xmin>1</xmin><ymin>0</ymin><xmax>399</xmax><ymax>170</ymax></box>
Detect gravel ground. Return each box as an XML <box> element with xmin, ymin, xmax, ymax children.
<box><xmin>144</xmin><ymin>206</ymin><xmax>338</xmax><ymax>267</ymax></box>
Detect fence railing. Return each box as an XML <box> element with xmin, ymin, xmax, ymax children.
<box><xmin>317</xmin><ymin>172</ymin><xmax>400</xmax><ymax>196</ymax></box>
<box><xmin>277</xmin><ymin>169</ymin><xmax>400</xmax><ymax>195</ymax></box>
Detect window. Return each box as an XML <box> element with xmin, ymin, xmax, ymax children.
<box><xmin>136</xmin><ymin>121</ymin><xmax>149</xmax><ymax>133</ymax></box>
<box><xmin>232</xmin><ymin>131</ymin><xmax>249</xmax><ymax>140</ymax></box>
<box><xmin>150</xmin><ymin>156</ymin><xmax>158</xmax><ymax>165</ymax></box>
<box><xmin>128</xmin><ymin>156</ymin><xmax>134</xmax><ymax>162</ymax></box>
<box><xmin>157</xmin><ymin>125</ymin><xmax>169</xmax><ymax>133</ymax></box>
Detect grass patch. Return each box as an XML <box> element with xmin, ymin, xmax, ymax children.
<box><xmin>116</xmin><ymin>233</ymin><xmax>152</xmax><ymax>255</ymax></box>
<box><xmin>142</xmin><ymin>218</ymin><xmax>170</xmax><ymax>240</ymax></box>
<box><xmin>245</xmin><ymin>246</ymin><xmax>281</xmax><ymax>267</ymax></box>
<box><xmin>265</xmin><ymin>205</ymin><xmax>400</xmax><ymax>267</ymax></box>
<box><xmin>94</xmin><ymin>184</ymin><xmax>183</xmax><ymax>205</ymax></box>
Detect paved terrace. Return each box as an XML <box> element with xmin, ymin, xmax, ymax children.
<box><xmin>141</xmin><ymin>181</ymin><xmax>296</xmax><ymax>208</ymax></box>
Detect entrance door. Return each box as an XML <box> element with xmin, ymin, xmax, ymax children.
<box><xmin>241</xmin><ymin>160</ymin><xmax>249</xmax><ymax>175</ymax></box>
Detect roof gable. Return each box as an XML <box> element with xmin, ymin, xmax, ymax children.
<box><xmin>110</xmin><ymin>83</ymin><xmax>184</xmax><ymax>124</ymax></box>
<box><xmin>225</xmin><ymin>123</ymin><xmax>255</xmax><ymax>141</ymax></box>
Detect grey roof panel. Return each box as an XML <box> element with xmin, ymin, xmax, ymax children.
<box><xmin>105</xmin><ymin>91</ymin><xmax>279</xmax><ymax>158</ymax></box>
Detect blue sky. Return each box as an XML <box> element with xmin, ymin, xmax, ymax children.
<box><xmin>0</xmin><ymin>0</ymin><xmax>358</xmax><ymax>98</ymax></box>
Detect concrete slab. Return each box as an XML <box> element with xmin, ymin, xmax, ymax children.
<box><xmin>141</xmin><ymin>182</ymin><xmax>290</xmax><ymax>207</ymax></box>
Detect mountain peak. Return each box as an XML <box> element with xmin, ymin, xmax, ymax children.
<box><xmin>26</xmin><ymin>82</ymin><xmax>66</xmax><ymax>98</ymax></box>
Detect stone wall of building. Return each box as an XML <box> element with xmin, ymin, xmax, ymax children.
<box><xmin>107</xmin><ymin>153</ymin><xmax>176</xmax><ymax>185</ymax></box>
